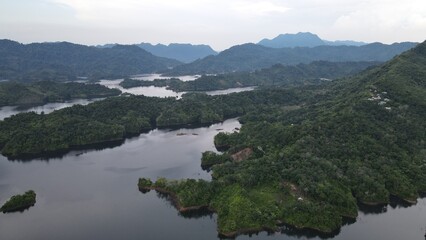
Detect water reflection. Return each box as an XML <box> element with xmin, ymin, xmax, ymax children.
<box><xmin>205</xmin><ymin>87</ymin><xmax>256</xmax><ymax>96</ymax></box>
<box><xmin>0</xmin><ymin>98</ymin><xmax>102</xmax><ymax>120</ymax></box>
<box><xmin>99</xmin><ymin>78</ymin><xmax>256</xmax><ymax>98</ymax></box>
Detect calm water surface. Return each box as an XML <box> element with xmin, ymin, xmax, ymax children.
<box><xmin>131</xmin><ymin>74</ymin><xmax>200</xmax><ymax>82</ymax></box>
<box><xmin>98</xmin><ymin>78</ymin><xmax>256</xmax><ymax>98</ymax></box>
<box><xmin>0</xmin><ymin>119</ymin><xmax>240</xmax><ymax>240</ymax></box>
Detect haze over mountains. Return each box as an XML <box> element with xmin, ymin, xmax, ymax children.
<box><xmin>0</xmin><ymin>33</ymin><xmax>418</xmax><ymax>82</ymax></box>
<box><xmin>165</xmin><ymin>42</ymin><xmax>417</xmax><ymax>75</ymax></box>
<box><xmin>98</xmin><ymin>43</ymin><xmax>217</xmax><ymax>63</ymax></box>
<box><xmin>137</xmin><ymin>43</ymin><xmax>217</xmax><ymax>63</ymax></box>
<box><xmin>258</xmin><ymin>32</ymin><xmax>367</xmax><ymax>48</ymax></box>
<box><xmin>0</xmin><ymin>40</ymin><xmax>180</xmax><ymax>82</ymax></box>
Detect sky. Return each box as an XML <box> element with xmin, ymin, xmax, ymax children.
<box><xmin>0</xmin><ymin>0</ymin><xmax>425</xmax><ymax>51</ymax></box>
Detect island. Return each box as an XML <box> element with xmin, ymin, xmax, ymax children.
<box><xmin>0</xmin><ymin>190</ymin><xmax>37</xmax><ymax>213</ymax></box>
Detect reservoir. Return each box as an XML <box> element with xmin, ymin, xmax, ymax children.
<box><xmin>0</xmin><ymin>117</ymin><xmax>424</xmax><ymax>240</ymax></box>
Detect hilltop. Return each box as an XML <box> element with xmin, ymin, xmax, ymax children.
<box><xmin>258</xmin><ymin>32</ymin><xmax>367</xmax><ymax>48</ymax></box>
<box><xmin>137</xmin><ymin>43</ymin><xmax>217</xmax><ymax>63</ymax></box>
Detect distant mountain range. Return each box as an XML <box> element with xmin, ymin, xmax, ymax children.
<box><xmin>258</xmin><ymin>32</ymin><xmax>366</xmax><ymax>48</ymax></box>
<box><xmin>0</xmin><ymin>37</ymin><xmax>418</xmax><ymax>82</ymax></box>
<box><xmin>137</xmin><ymin>43</ymin><xmax>217</xmax><ymax>63</ymax></box>
<box><xmin>0</xmin><ymin>40</ymin><xmax>181</xmax><ymax>82</ymax></box>
<box><xmin>164</xmin><ymin>42</ymin><xmax>417</xmax><ymax>75</ymax></box>
<box><xmin>97</xmin><ymin>43</ymin><xmax>217</xmax><ymax>63</ymax></box>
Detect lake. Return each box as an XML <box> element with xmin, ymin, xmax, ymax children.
<box><xmin>131</xmin><ymin>74</ymin><xmax>200</xmax><ymax>82</ymax></box>
<box><xmin>98</xmin><ymin>78</ymin><xmax>255</xmax><ymax>98</ymax></box>
<box><xmin>0</xmin><ymin>74</ymin><xmax>254</xmax><ymax>120</ymax></box>
<box><xmin>0</xmin><ymin>117</ymin><xmax>425</xmax><ymax>240</ymax></box>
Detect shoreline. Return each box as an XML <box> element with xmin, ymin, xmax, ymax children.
<box><xmin>139</xmin><ymin>184</ymin><xmax>424</xmax><ymax>239</ymax></box>
<box><xmin>139</xmin><ymin>185</ymin><xmax>343</xmax><ymax>238</ymax></box>
<box><xmin>1</xmin><ymin>118</ymin><xmax>240</xmax><ymax>160</ymax></box>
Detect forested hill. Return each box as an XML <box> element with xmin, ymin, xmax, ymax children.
<box><xmin>138</xmin><ymin>40</ymin><xmax>426</xmax><ymax>237</ymax></box>
<box><xmin>0</xmin><ymin>40</ymin><xmax>181</xmax><ymax>82</ymax></box>
<box><xmin>0</xmin><ymin>81</ymin><xmax>121</xmax><ymax>107</ymax></box>
<box><xmin>163</xmin><ymin>42</ymin><xmax>417</xmax><ymax>75</ymax></box>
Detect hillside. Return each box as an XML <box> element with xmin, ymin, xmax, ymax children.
<box><xmin>164</xmin><ymin>42</ymin><xmax>417</xmax><ymax>75</ymax></box>
<box><xmin>137</xmin><ymin>43</ymin><xmax>217</xmax><ymax>63</ymax></box>
<box><xmin>0</xmin><ymin>40</ymin><xmax>181</xmax><ymax>82</ymax></box>
<box><xmin>140</xmin><ymin>40</ymin><xmax>426</xmax><ymax>236</ymax></box>
<box><xmin>258</xmin><ymin>32</ymin><xmax>366</xmax><ymax>48</ymax></box>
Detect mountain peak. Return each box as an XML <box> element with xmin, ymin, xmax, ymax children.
<box><xmin>259</xmin><ymin>32</ymin><xmax>368</xmax><ymax>48</ymax></box>
<box><xmin>137</xmin><ymin>43</ymin><xmax>217</xmax><ymax>63</ymax></box>
<box><xmin>259</xmin><ymin>32</ymin><xmax>324</xmax><ymax>48</ymax></box>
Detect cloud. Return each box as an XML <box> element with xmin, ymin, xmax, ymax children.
<box><xmin>330</xmin><ymin>0</ymin><xmax>426</xmax><ymax>42</ymax></box>
<box><xmin>232</xmin><ymin>1</ymin><xmax>290</xmax><ymax>16</ymax></box>
<box><xmin>2</xmin><ymin>0</ymin><xmax>425</xmax><ymax>49</ymax></box>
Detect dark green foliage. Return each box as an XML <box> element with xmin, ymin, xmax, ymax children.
<box><xmin>163</xmin><ymin>42</ymin><xmax>416</xmax><ymax>75</ymax></box>
<box><xmin>138</xmin><ymin>178</ymin><xmax>153</xmax><ymax>188</ymax></box>
<box><xmin>0</xmin><ymin>190</ymin><xmax>36</xmax><ymax>213</ymax></box>
<box><xmin>0</xmin><ymin>40</ymin><xmax>181</xmax><ymax>82</ymax></box>
<box><xmin>201</xmin><ymin>151</ymin><xmax>231</xmax><ymax>169</ymax></box>
<box><xmin>0</xmin><ymin>81</ymin><xmax>121</xmax><ymax>106</ymax></box>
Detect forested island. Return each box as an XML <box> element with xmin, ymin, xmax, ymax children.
<box><xmin>0</xmin><ymin>81</ymin><xmax>121</xmax><ymax>107</ymax></box>
<box><xmin>0</xmin><ymin>190</ymin><xmax>36</xmax><ymax>213</ymax></box>
<box><xmin>0</xmin><ymin>41</ymin><xmax>425</xmax><ymax>237</ymax></box>
<box><xmin>119</xmin><ymin>61</ymin><xmax>380</xmax><ymax>91</ymax></box>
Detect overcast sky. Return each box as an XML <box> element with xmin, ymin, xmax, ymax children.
<box><xmin>1</xmin><ymin>0</ymin><xmax>425</xmax><ymax>50</ymax></box>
